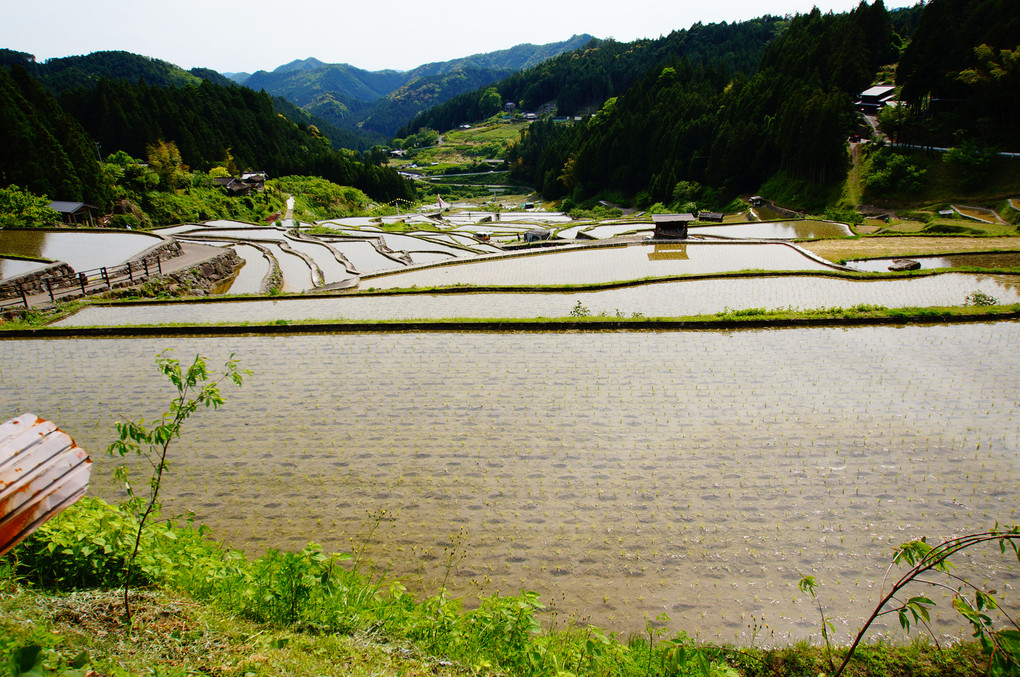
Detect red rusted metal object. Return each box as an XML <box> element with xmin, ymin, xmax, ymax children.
<box><xmin>0</xmin><ymin>413</ymin><xmax>91</xmax><ymax>557</ymax></box>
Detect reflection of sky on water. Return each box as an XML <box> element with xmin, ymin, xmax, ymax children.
<box><xmin>0</xmin><ymin>257</ymin><xmax>49</xmax><ymax>281</ymax></box>
<box><xmin>0</xmin><ymin>230</ymin><xmax>164</xmax><ymax>270</ymax></box>
<box><xmin>690</xmin><ymin>220</ymin><xmax>853</xmax><ymax>239</ymax></box>
<box><xmin>224</xmin><ymin>244</ymin><xmax>270</xmax><ymax>295</ymax></box>
<box><xmin>54</xmin><ymin>272</ymin><xmax>1020</xmax><ymax>326</ymax></box>
<box><xmin>847</xmin><ymin>251</ymin><xmax>1020</xmax><ymax>272</ymax></box>
<box><xmin>365</xmin><ymin>242</ymin><xmax>835</xmax><ymax>288</ymax></box>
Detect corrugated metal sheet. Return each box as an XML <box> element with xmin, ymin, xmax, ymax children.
<box><xmin>0</xmin><ymin>413</ymin><xmax>91</xmax><ymax>557</ymax></box>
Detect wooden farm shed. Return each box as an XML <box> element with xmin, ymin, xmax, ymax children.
<box><xmin>652</xmin><ymin>213</ymin><xmax>693</xmax><ymax>239</ymax></box>
<box><xmin>48</xmin><ymin>201</ymin><xmax>98</xmax><ymax>227</ymax></box>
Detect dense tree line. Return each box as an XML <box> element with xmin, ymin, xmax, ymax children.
<box><xmin>56</xmin><ymin>77</ymin><xmax>414</xmax><ymax>202</ymax></box>
<box><xmin>505</xmin><ymin>1</ymin><xmax>901</xmax><ymax>209</ymax></box>
<box><xmin>0</xmin><ymin>65</ymin><xmax>107</xmax><ymax>205</ymax></box>
<box><xmin>0</xmin><ymin>49</ymin><xmax>211</xmax><ymax>93</ymax></box>
<box><xmin>0</xmin><ymin>62</ymin><xmax>414</xmax><ymax>209</ymax></box>
<box><xmin>361</xmin><ymin>68</ymin><xmax>513</xmax><ymax>136</ymax></box>
<box><xmin>1</xmin><ymin>48</ymin><xmax>393</xmax><ymax>156</ymax></box>
<box><xmin>397</xmin><ymin>18</ymin><xmax>786</xmax><ymax>137</ymax></box>
<box><xmin>894</xmin><ymin>0</ymin><xmax>1020</xmax><ymax>148</ymax></box>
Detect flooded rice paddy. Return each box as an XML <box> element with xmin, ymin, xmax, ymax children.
<box><xmin>847</xmin><ymin>251</ymin><xmax>1020</xmax><ymax>272</ymax></box>
<box><xmin>690</xmin><ymin>221</ymin><xmax>854</xmax><ymax>240</ymax></box>
<box><xmin>3</xmin><ymin>325</ymin><xmax>1018</xmax><ymax>642</ymax></box>
<box><xmin>0</xmin><ymin>257</ymin><xmax>49</xmax><ymax>281</ymax></box>
<box><xmin>225</xmin><ymin>244</ymin><xmax>271</xmax><ymax>295</ymax></box>
<box><xmin>53</xmin><ymin>272</ymin><xmax>1020</xmax><ymax>326</ymax></box>
<box><xmin>0</xmin><ymin>229</ymin><xmax>165</xmax><ymax>271</ymax></box>
<box><xmin>364</xmin><ymin>242</ymin><xmax>839</xmax><ymax>289</ymax></box>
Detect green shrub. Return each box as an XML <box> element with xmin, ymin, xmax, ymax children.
<box><xmin>923</xmin><ymin>223</ymin><xmax>982</xmax><ymax>235</ymax></box>
<box><xmin>864</xmin><ymin>150</ymin><xmax>927</xmax><ymax>198</ymax></box>
<box><xmin>15</xmin><ymin>498</ymin><xmax>146</xmax><ymax>590</ymax></box>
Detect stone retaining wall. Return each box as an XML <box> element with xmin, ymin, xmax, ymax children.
<box><xmin>126</xmin><ymin>238</ymin><xmax>183</xmax><ymax>265</ymax></box>
<box><xmin>105</xmin><ymin>248</ymin><xmax>244</xmax><ymax>298</ymax></box>
<box><xmin>0</xmin><ymin>262</ymin><xmax>75</xmax><ymax>296</ymax></box>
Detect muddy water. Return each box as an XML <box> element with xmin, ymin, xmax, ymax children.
<box><xmin>2</xmin><ymin>325</ymin><xmax>1018</xmax><ymax>643</ymax></box>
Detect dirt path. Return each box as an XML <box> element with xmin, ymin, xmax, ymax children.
<box><xmin>801</xmin><ymin>236</ymin><xmax>1020</xmax><ymax>263</ymax></box>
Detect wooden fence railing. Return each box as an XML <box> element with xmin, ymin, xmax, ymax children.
<box><xmin>0</xmin><ymin>256</ymin><xmax>164</xmax><ymax>311</ymax></box>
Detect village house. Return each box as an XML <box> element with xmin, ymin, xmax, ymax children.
<box><xmin>856</xmin><ymin>85</ymin><xmax>896</xmax><ymax>113</ymax></box>
<box><xmin>213</xmin><ymin>172</ymin><xmax>267</xmax><ymax>196</ymax></box>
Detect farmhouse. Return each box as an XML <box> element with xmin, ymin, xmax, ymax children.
<box><xmin>214</xmin><ymin>172</ymin><xmax>266</xmax><ymax>196</ymax></box>
<box><xmin>856</xmin><ymin>85</ymin><xmax>896</xmax><ymax>113</ymax></box>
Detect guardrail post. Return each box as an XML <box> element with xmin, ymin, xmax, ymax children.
<box><xmin>78</xmin><ymin>273</ymin><xmax>87</xmax><ymax>296</ymax></box>
<box><xmin>19</xmin><ymin>283</ymin><xmax>28</xmax><ymax>309</ymax></box>
<box><xmin>46</xmin><ymin>279</ymin><xmax>54</xmax><ymax>303</ymax></box>
<box><xmin>143</xmin><ymin>258</ymin><xmax>150</xmax><ymax>277</ymax></box>
<box><xmin>127</xmin><ymin>262</ymin><xmax>134</xmax><ymax>283</ymax></box>
<box><xmin>102</xmin><ymin>267</ymin><xmax>110</xmax><ymax>287</ymax></box>
<box><xmin>157</xmin><ymin>258</ymin><xmax>162</xmax><ymax>275</ymax></box>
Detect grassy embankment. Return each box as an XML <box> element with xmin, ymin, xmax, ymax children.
<box><xmin>1</xmin><ymin>498</ymin><xmax>991</xmax><ymax>677</ymax></box>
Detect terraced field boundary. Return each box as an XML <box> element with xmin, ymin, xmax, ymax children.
<box><xmin>4</xmin><ymin>304</ymin><xmax>1019</xmax><ymax>339</ymax></box>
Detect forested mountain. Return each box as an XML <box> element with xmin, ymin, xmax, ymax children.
<box><xmin>272</xmin><ymin>95</ymin><xmax>386</xmax><ymax>150</ymax></box>
<box><xmin>0</xmin><ymin>61</ymin><xmax>414</xmax><ymax>208</ymax></box>
<box><xmin>894</xmin><ymin>0</ymin><xmax>1019</xmax><ymax>147</ymax></box>
<box><xmin>1</xmin><ymin>48</ymin><xmax>388</xmax><ymax>152</ymax></box>
<box><xmin>398</xmin><ymin>19</ymin><xmax>785</xmax><ymax>137</ymax></box>
<box><xmin>361</xmin><ymin>68</ymin><xmax>514</xmax><ymax>136</ymax></box>
<box><xmin>239</xmin><ymin>36</ymin><xmax>595</xmax><ymax>136</ymax></box>
<box><xmin>242</xmin><ymin>63</ymin><xmax>406</xmax><ymax>107</ymax></box>
<box><xmin>56</xmin><ymin>77</ymin><xmax>413</xmax><ymax>201</ymax></box>
<box><xmin>0</xmin><ymin>65</ymin><xmax>107</xmax><ymax>205</ymax></box>
<box><xmin>403</xmin><ymin>35</ymin><xmax>595</xmax><ymax>80</ymax></box>
<box><xmin>0</xmin><ymin>49</ymin><xmax>222</xmax><ymax>93</ymax></box>
<box><xmin>504</xmin><ymin>1</ymin><xmax>901</xmax><ymax>209</ymax></box>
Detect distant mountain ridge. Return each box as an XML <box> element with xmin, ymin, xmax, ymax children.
<box><xmin>230</xmin><ymin>35</ymin><xmax>596</xmax><ymax>135</ymax></box>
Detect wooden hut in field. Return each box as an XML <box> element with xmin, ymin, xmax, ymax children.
<box><xmin>652</xmin><ymin>213</ymin><xmax>694</xmax><ymax>239</ymax></box>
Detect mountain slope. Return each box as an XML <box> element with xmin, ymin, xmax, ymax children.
<box><xmin>399</xmin><ymin>19</ymin><xmax>785</xmax><ymax>137</ymax></box>
<box><xmin>404</xmin><ymin>34</ymin><xmax>595</xmax><ymax>79</ymax></box>
<box><xmin>362</xmin><ymin>67</ymin><xmax>514</xmax><ymax>136</ymax></box>
<box><xmin>242</xmin><ymin>63</ymin><xmax>407</xmax><ymax>106</ymax></box>
<box><xmin>0</xmin><ymin>50</ymin><xmax>209</xmax><ymax>93</ymax></box>
<box><xmin>241</xmin><ymin>35</ymin><xmax>598</xmax><ymax>135</ymax></box>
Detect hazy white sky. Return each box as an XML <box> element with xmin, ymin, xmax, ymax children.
<box><xmin>4</xmin><ymin>0</ymin><xmax>920</xmax><ymax>74</ymax></box>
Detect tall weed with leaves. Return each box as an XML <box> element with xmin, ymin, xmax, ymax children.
<box><xmin>802</xmin><ymin>524</ymin><xmax>1020</xmax><ymax>677</ymax></box>
<box><xmin>107</xmin><ymin>350</ymin><xmax>246</xmax><ymax>624</ymax></box>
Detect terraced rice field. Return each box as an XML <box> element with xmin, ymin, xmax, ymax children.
<box><xmin>52</xmin><ymin>272</ymin><xmax>1020</xmax><ymax>327</ymax></box>
<box><xmin>689</xmin><ymin>221</ymin><xmax>854</xmax><ymax>240</ymax></box>
<box><xmin>0</xmin><ymin>229</ymin><xmax>166</xmax><ymax>271</ymax></box>
<box><xmin>847</xmin><ymin>251</ymin><xmax>1020</xmax><ymax>272</ymax></box>
<box><xmin>3</xmin><ymin>324</ymin><xmax>1017</xmax><ymax>642</ymax></box>
<box><xmin>362</xmin><ymin>242</ymin><xmax>843</xmax><ymax>289</ymax></box>
<box><xmin>0</xmin><ymin>257</ymin><xmax>49</xmax><ymax>281</ymax></box>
